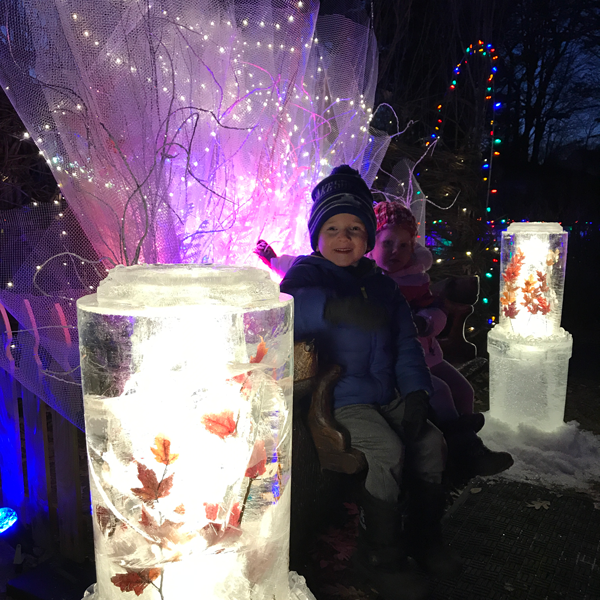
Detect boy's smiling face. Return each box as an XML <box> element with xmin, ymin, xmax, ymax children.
<box><xmin>318</xmin><ymin>213</ymin><xmax>368</xmax><ymax>267</ymax></box>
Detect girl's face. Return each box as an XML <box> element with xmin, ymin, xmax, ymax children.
<box><xmin>317</xmin><ymin>213</ymin><xmax>368</xmax><ymax>267</ymax></box>
<box><xmin>371</xmin><ymin>224</ymin><xmax>414</xmax><ymax>274</ymax></box>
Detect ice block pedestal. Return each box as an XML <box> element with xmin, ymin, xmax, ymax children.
<box><xmin>77</xmin><ymin>264</ymin><xmax>295</xmax><ymax>599</ymax></box>
<box><xmin>488</xmin><ymin>223</ymin><xmax>572</xmax><ymax>431</ymax></box>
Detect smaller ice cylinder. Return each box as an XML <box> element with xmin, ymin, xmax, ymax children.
<box><xmin>488</xmin><ymin>222</ymin><xmax>572</xmax><ymax>431</ymax></box>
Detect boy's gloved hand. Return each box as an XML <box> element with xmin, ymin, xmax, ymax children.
<box><xmin>324</xmin><ymin>296</ymin><xmax>388</xmax><ymax>331</ymax></box>
<box><xmin>254</xmin><ymin>240</ymin><xmax>277</xmax><ymax>265</ymax></box>
<box><xmin>402</xmin><ymin>390</ymin><xmax>430</xmax><ymax>442</ymax></box>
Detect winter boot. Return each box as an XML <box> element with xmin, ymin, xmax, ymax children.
<box><xmin>457</xmin><ymin>412</ymin><xmax>485</xmax><ymax>433</ymax></box>
<box><xmin>406</xmin><ymin>479</ymin><xmax>463</xmax><ymax>578</ymax></box>
<box><xmin>354</xmin><ymin>488</ymin><xmax>430</xmax><ymax>600</ymax></box>
<box><xmin>442</xmin><ymin>419</ymin><xmax>514</xmax><ymax>481</ymax></box>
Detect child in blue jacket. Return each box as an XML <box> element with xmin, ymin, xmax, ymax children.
<box><xmin>281</xmin><ymin>166</ymin><xmax>461</xmax><ymax>600</ymax></box>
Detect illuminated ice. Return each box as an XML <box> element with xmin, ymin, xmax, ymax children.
<box><xmin>488</xmin><ymin>223</ymin><xmax>572</xmax><ymax>432</ymax></box>
<box><xmin>488</xmin><ymin>327</ymin><xmax>572</xmax><ymax>431</ymax></box>
<box><xmin>77</xmin><ymin>265</ymin><xmax>299</xmax><ymax>599</ymax></box>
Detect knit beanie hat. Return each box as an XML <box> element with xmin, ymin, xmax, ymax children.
<box><xmin>308</xmin><ymin>165</ymin><xmax>376</xmax><ymax>251</ymax></box>
<box><xmin>374</xmin><ymin>201</ymin><xmax>418</xmax><ymax>239</ymax></box>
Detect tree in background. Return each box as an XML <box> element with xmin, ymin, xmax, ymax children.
<box><xmin>495</xmin><ymin>0</ymin><xmax>600</xmax><ymax>165</ymax></box>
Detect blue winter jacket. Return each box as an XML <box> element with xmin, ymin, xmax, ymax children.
<box><xmin>280</xmin><ymin>254</ymin><xmax>433</xmax><ymax>410</ymax></box>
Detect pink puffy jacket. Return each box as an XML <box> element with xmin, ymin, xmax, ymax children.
<box><xmin>384</xmin><ymin>244</ymin><xmax>446</xmax><ymax>368</ymax></box>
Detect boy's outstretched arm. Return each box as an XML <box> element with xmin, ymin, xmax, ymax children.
<box><xmin>280</xmin><ymin>263</ymin><xmax>330</xmax><ymax>340</ymax></box>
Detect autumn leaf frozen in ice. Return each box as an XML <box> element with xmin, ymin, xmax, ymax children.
<box><xmin>151</xmin><ymin>436</ymin><xmax>179</xmax><ymax>465</ymax></box>
<box><xmin>131</xmin><ymin>463</ymin><xmax>174</xmax><ymax>503</ymax></box>
<box><xmin>111</xmin><ymin>568</ymin><xmax>161</xmax><ymax>596</ymax></box>
<box><xmin>139</xmin><ymin>508</ymin><xmax>184</xmax><ymax>548</ymax></box>
<box><xmin>201</xmin><ymin>409</ymin><xmax>237</xmax><ymax>438</ymax></box>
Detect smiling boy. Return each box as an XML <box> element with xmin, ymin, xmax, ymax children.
<box><xmin>281</xmin><ymin>166</ymin><xmax>460</xmax><ymax>600</ymax></box>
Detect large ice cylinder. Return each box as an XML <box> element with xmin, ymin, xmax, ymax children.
<box><xmin>77</xmin><ymin>264</ymin><xmax>294</xmax><ymax>599</ymax></box>
<box><xmin>488</xmin><ymin>223</ymin><xmax>572</xmax><ymax>431</ymax></box>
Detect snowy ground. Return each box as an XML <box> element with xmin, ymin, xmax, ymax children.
<box><xmin>479</xmin><ymin>412</ymin><xmax>600</xmax><ymax>496</ymax></box>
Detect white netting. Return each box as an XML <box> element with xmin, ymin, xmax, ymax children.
<box><xmin>0</xmin><ymin>0</ymin><xmax>389</xmax><ymax>428</ymax></box>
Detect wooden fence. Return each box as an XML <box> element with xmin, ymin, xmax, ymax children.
<box><xmin>0</xmin><ymin>368</ymin><xmax>92</xmax><ymax>561</ymax></box>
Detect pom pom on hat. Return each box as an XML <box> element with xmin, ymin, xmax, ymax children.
<box><xmin>308</xmin><ymin>165</ymin><xmax>376</xmax><ymax>251</ymax></box>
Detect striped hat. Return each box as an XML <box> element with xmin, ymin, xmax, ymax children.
<box><xmin>308</xmin><ymin>165</ymin><xmax>376</xmax><ymax>251</ymax></box>
<box><xmin>374</xmin><ymin>201</ymin><xmax>418</xmax><ymax>239</ymax></box>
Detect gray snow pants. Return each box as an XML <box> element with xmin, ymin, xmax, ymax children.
<box><xmin>333</xmin><ymin>394</ymin><xmax>447</xmax><ymax>503</ymax></box>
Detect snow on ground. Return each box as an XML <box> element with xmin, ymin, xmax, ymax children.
<box><xmin>479</xmin><ymin>412</ymin><xmax>600</xmax><ymax>493</ymax></box>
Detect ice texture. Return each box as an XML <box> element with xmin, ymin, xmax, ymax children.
<box><xmin>83</xmin><ymin>572</ymin><xmax>317</xmax><ymax>600</ymax></box>
<box><xmin>77</xmin><ymin>265</ymin><xmax>296</xmax><ymax>599</ymax></box>
<box><xmin>487</xmin><ymin>324</ymin><xmax>573</xmax><ymax>432</ymax></box>
<box><xmin>96</xmin><ymin>264</ymin><xmax>280</xmax><ymax>310</ymax></box>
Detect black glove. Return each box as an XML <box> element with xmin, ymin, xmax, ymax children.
<box><xmin>402</xmin><ymin>390</ymin><xmax>430</xmax><ymax>443</ymax></box>
<box><xmin>254</xmin><ymin>240</ymin><xmax>277</xmax><ymax>265</ymax></box>
<box><xmin>324</xmin><ymin>296</ymin><xmax>388</xmax><ymax>332</ymax></box>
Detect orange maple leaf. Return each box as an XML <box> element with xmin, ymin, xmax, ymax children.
<box><xmin>111</xmin><ymin>569</ymin><xmax>161</xmax><ymax>596</ymax></box>
<box><xmin>521</xmin><ymin>274</ymin><xmax>536</xmax><ymax>294</ymax></box>
<box><xmin>151</xmin><ymin>436</ymin><xmax>179</xmax><ymax>466</ymax></box>
<box><xmin>202</xmin><ymin>410</ymin><xmax>237</xmax><ymax>438</ymax></box>
<box><xmin>500</xmin><ymin>290</ymin><xmax>516</xmax><ymax>306</ymax></box>
<box><xmin>131</xmin><ymin>463</ymin><xmax>174</xmax><ymax>503</ymax></box>
<box><xmin>250</xmin><ymin>337</ymin><xmax>268</xmax><ymax>363</ymax></box>
<box><xmin>174</xmin><ymin>504</ymin><xmax>185</xmax><ymax>515</ymax></box>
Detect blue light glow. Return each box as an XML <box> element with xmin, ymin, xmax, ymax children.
<box><xmin>0</xmin><ymin>507</ymin><xmax>18</xmax><ymax>534</ymax></box>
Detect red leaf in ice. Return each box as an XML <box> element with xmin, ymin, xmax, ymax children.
<box><xmin>174</xmin><ymin>504</ymin><xmax>186</xmax><ymax>515</ymax></box>
<box><xmin>229</xmin><ymin>502</ymin><xmax>241</xmax><ymax>527</ymax></box>
<box><xmin>131</xmin><ymin>463</ymin><xmax>174</xmax><ymax>503</ymax></box>
<box><xmin>232</xmin><ymin>338</ymin><xmax>269</xmax><ymax>384</ymax></box>
<box><xmin>157</xmin><ymin>473</ymin><xmax>174</xmax><ymax>499</ymax></box>
<box><xmin>250</xmin><ymin>337</ymin><xmax>268</xmax><ymax>363</ymax></box>
<box><xmin>204</xmin><ymin>502</ymin><xmax>241</xmax><ymax>528</ymax></box>
<box><xmin>111</xmin><ymin>569</ymin><xmax>161</xmax><ymax>596</ymax></box>
<box><xmin>204</xmin><ymin>503</ymin><xmax>219</xmax><ymax>521</ymax></box>
<box><xmin>139</xmin><ymin>508</ymin><xmax>184</xmax><ymax>547</ymax></box>
<box><xmin>537</xmin><ymin>297</ymin><xmax>551</xmax><ymax>315</ymax></box>
<box><xmin>96</xmin><ymin>505</ymin><xmax>117</xmax><ymax>536</ymax></box>
<box><xmin>202</xmin><ymin>410</ymin><xmax>237</xmax><ymax>438</ymax></box>
<box><xmin>131</xmin><ymin>463</ymin><xmax>160</xmax><ymax>502</ymax></box>
<box><xmin>502</xmin><ymin>302</ymin><xmax>520</xmax><ymax>319</ymax></box>
<box><xmin>151</xmin><ymin>436</ymin><xmax>179</xmax><ymax>466</ymax></box>
<box><xmin>245</xmin><ymin>440</ymin><xmax>267</xmax><ymax>479</ymax></box>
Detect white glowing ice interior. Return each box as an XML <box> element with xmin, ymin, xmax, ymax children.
<box><xmin>77</xmin><ymin>264</ymin><xmax>294</xmax><ymax>599</ymax></box>
<box><xmin>498</xmin><ymin>222</ymin><xmax>567</xmax><ymax>337</ymax></box>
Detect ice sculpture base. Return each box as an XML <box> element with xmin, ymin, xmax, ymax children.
<box><xmin>488</xmin><ymin>325</ymin><xmax>573</xmax><ymax>432</ymax></box>
<box><xmin>82</xmin><ymin>571</ymin><xmax>317</xmax><ymax>600</ymax></box>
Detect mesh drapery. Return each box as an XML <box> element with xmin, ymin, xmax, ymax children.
<box><xmin>0</xmin><ymin>0</ymin><xmax>390</xmax><ymax>429</ymax></box>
